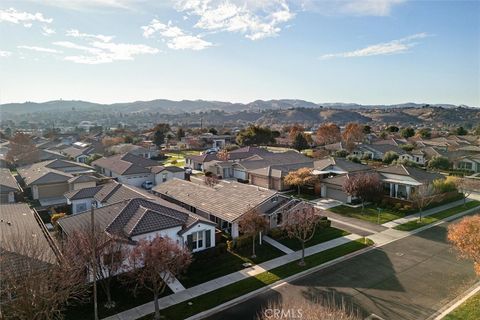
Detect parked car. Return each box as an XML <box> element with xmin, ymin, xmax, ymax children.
<box><xmin>142</xmin><ymin>181</ymin><xmax>154</xmax><ymax>190</ymax></box>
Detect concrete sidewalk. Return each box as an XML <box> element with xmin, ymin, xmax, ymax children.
<box><xmin>323</xmin><ymin>210</ymin><xmax>387</xmax><ymax>233</ymax></box>
<box><xmin>103</xmin><ymin>233</ymin><xmax>361</xmax><ymax>320</ymax></box>
<box><xmin>262</xmin><ymin>235</ymin><xmax>294</xmax><ymax>254</ymax></box>
<box><xmin>382</xmin><ymin>198</ymin><xmax>469</xmax><ymax>228</ymax></box>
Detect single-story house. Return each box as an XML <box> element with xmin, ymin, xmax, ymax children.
<box><xmin>64</xmin><ymin>180</ymin><xmax>152</xmax><ymax>214</ymax></box>
<box><xmin>92</xmin><ymin>153</ymin><xmax>165</xmax><ymax>187</ymax></box>
<box><xmin>17</xmin><ymin>159</ymin><xmax>94</xmax><ymax>205</ymax></box>
<box><xmin>352</xmin><ymin>144</ymin><xmax>407</xmax><ymax>160</ymax></box>
<box><xmin>58</xmin><ymin>197</ymin><xmax>217</xmax><ymax>253</ymax></box>
<box><xmin>152</xmin><ymin>166</ymin><xmax>185</xmax><ymax>185</ymax></box>
<box><xmin>0</xmin><ymin>168</ymin><xmax>21</xmax><ymax>203</ymax></box>
<box><xmin>453</xmin><ymin>154</ymin><xmax>480</xmax><ymax>173</ymax></box>
<box><xmin>153</xmin><ymin>178</ymin><xmax>305</xmax><ymax>238</ymax></box>
<box><xmin>109</xmin><ymin>144</ymin><xmax>159</xmax><ymax>159</ymax></box>
<box><xmin>377</xmin><ymin>165</ymin><xmax>444</xmax><ymax>201</ymax></box>
<box><xmin>0</xmin><ymin>203</ymin><xmax>57</xmax><ymax>294</ymax></box>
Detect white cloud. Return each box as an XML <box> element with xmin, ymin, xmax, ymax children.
<box><xmin>66</xmin><ymin>29</ymin><xmax>114</xmax><ymax>42</ymax></box>
<box><xmin>0</xmin><ymin>8</ymin><xmax>53</xmax><ymax>27</ymax></box>
<box><xmin>142</xmin><ymin>19</ymin><xmax>212</xmax><ymax>50</ymax></box>
<box><xmin>42</xmin><ymin>25</ymin><xmax>56</xmax><ymax>36</ymax></box>
<box><xmin>0</xmin><ymin>50</ymin><xmax>12</xmax><ymax>57</ymax></box>
<box><xmin>28</xmin><ymin>0</ymin><xmax>137</xmax><ymax>10</ymax></box>
<box><xmin>53</xmin><ymin>37</ymin><xmax>159</xmax><ymax>64</ymax></box>
<box><xmin>320</xmin><ymin>33</ymin><xmax>429</xmax><ymax>59</ymax></box>
<box><xmin>175</xmin><ymin>0</ymin><xmax>294</xmax><ymax>40</ymax></box>
<box><xmin>17</xmin><ymin>45</ymin><xmax>62</xmax><ymax>53</ymax></box>
<box><xmin>300</xmin><ymin>0</ymin><xmax>405</xmax><ymax>17</ymax></box>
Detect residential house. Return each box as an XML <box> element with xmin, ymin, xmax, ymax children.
<box><xmin>0</xmin><ymin>168</ymin><xmax>21</xmax><ymax>203</ymax></box>
<box><xmin>64</xmin><ymin>180</ymin><xmax>152</xmax><ymax>214</ymax></box>
<box><xmin>152</xmin><ymin>166</ymin><xmax>185</xmax><ymax>185</ymax></box>
<box><xmin>109</xmin><ymin>144</ymin><xmax>159</xmax><ymax>159</ymax></box>
<box><xmin>58</xmin><ymin>197</ymin><xmax>217</xmax><ymax>253</ymax></box>
<box><xmin>0</xmin><ymin>203</ymin><xmax>57</xmax><ymax>296</ymax></box>
<box><xmin>377</xmin><ymin>165</ymin><xmax>444</xmax><ymax>201</ymax></box>
<box><xmin>92</xmin><ymin>153</ymin><xmax>165</xmax><ymax>187</ymax></box>
<box><xmin>453</xmin><ymin>154</ymin><xmax>480</xmax><ymax>173</ymax></box>
<box><xmin>153</xmin><ymin>178</ymin><xmax>307</xmax><ymax>238</ymax></box>
<box><xmin>17</xmin><ymin>159</ymin><xmax>94</xmax><ymax>206</ymax></box>
<box><xmin>353</xmin><ymin>144</ymin><xmax>407</xmax><ymax>160</ymax></box>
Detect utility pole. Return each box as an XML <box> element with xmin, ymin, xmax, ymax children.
<box><xmin>91</xmin><ymin>201</ymin><xmax>98</xmax><ymax>320</ymax></box>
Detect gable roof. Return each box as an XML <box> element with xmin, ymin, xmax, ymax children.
<box><xmin>153</xmin><ymin>178</ymin><xmax>277</xmax><ymax>223</ymax></box>
<box><xmin>67</xmin><ymin>174</ymin><xmax>97</xmax><ymax>184</ymax></box>
<box><xmin>17</xmin><ymin>161</ymin><xmax>74</xmax><ymax>186</ymax></box>
<box><xmin>314</xmin><ymin>157</ymin><xmax>370</xmax><ymax>173</ymax></box>
<box><xmin>377</xmin><ymin>165</ymin><xmax>444</xmax><ymax>183</ymax></box>
<box><xmin>58</xmin><ymin>197</ymin><xmax>213</xmax><ymax>239</ymax></box>
<box><xmin>64</xmin><ymin>181</ymin><xmax>151</xmax><ymax>205</ymax></box>
<box><xmin>92</xmin><ymin>153</ymin><xmax>159</xmax><ymax>175</ymax></box>
<box><xmin>359</xmin><ymin>144</ymin><xmax>406</xmax><ymax>155</ymax></box>
<box><xmin>0</xmin><ymin>168</ymin><xmax>20</xmax><ymax>192</ymax></box>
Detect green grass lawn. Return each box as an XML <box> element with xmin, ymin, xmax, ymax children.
<box><xmin>330</xmin><ymin>205</ymin><xmax>406</xmax><ymax>224</ymax></box>
<box><xmin>273</xmin><ymin>226</ymin><xmax>349</xmax><ymax>251</ymax></box>
<box><xmin>444</xmin><ymin>293</ymin><xmax>480</xmax><ymax>320</ymax></box>
<box><xmin>139</xmin><ymin>238</ymin><xmax>373</xmax><ymax>320</ymax></box>
<box><xmin>179</xmin><ymin>242</ymin><xmax>285</xmax><ymax>288</ymax></box>
<box><xmin>394</xmin><ymin>201</ymin><xmax>480</xmax><ymax>231</ymax></box>
<box><xmin>162</xmin><ymin>150</ymin><xmax>200</xmax><ymax>167</ymax></box>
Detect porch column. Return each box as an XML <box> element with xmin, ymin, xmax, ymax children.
<box><xmin>390</xmin><ymin>183</ymin><xmax>394</xmax><ymax>197</ymax></box>
<box><xmin>406</xmin><ymin>186</ymin><xmax>412</xmax><ymax>200</ymax></box>
<box><xmin>231</xmin><ymin>222</ymin><xmax>239</xmax><ymax>239</ymax></box>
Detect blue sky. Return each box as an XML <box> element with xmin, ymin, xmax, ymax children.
<box><xmin>0</xmin><ymin>0</ymin><xmax>478</xmax><ymax>106</ymax></box>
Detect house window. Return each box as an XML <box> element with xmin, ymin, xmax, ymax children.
<box><xmin>191</xmin><ymin>231</ymin><xmax>204</xmax><ymax>250</ymax></box>
<box><xmin>276</xmin><ymin>212</ymin><xmax>283</xmax><ymax>225</ymax></box>
<box><xmin>75</xmin><ymin>203</ymin><xmax>87</xmax><ymax>213</ymax></box>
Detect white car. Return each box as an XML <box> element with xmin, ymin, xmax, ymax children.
<box><xmin>142</xmin><ymin>181</ymin><xmax>154</xmax><ymax>190</ymax></box>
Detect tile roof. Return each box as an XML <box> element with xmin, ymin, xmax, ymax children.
<box><xmin>0</xmin><ymin>203</ymin><xmax>57</xmax><ymax>275</ymax></box>
<box><xmin>0</xmin><ymin>168</ymin><xmax>20</xmax><ymax>191</ymax></box>
<box><xmin>377</xmin><ymin>165</ymin><xmax>444</xmax><ymax>183</ymax></box>
<box><xmin>58</xmin><ymin>197</ymin><xmax>213</xmax><ymax>239</ymax></box>
<box><xmin>64</xmin><ymin>181</ymin><xmax>150</xmax><ymax>205</ymax></box>
<box><xmin>92</xmin><ymin>153</ymin><xmax>159</xmax><ymax>175</ymax></box>
<box><xmin>314</xmin><ymin>157</ymin><xmax>371</xmax><ymax>173</ymax></box>
<box><xmin>153</xmin><ymin>178</ymin><xmax>277</xmax><ymax>222</ymax></box>
<box><xmin>17</xmin><ymin>161</ymin><xmax>73</xmax><ymax>186</ymax></box>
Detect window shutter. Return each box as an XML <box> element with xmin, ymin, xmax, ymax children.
<box><xmin>187</xmin><ymin>234</ymin><xmax>193</xmax><ymax>250</ymax></box>
<box><xmin>205</xmin><ymin>230</ymin><xmax>211</xmax><ymax>248</ymax></box>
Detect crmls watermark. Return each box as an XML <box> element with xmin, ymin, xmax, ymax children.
<box><xmin>263</xmin><ymin>308</ymin><xmax>303</xmax><ymax>319</ymax></box>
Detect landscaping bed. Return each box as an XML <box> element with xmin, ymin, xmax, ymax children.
<box><xmin>64</xmin><ymin>276</ymin><xmax>172</xmax><ymax>320</ymax></box>
<box><xmin>444</xmin><ymin>292</ymin><xmax>480</xmax><ymax>320</ymax></box>
<box><xmin>140</xmin><ymin>238</ymin><xmax>373</xmax><ymax>320</ymax></box>
<box><xmin>271</xmin><ymin>226</ymin><xmax>349</xmax><ymax>251</ymax></box>
<box><xmin>393</xmin><ymin>201</ymin><xmax>480</xmax><ymax>231</ymax></box>
<box><xmin>179</xmin><ymin>242</ymin><xmax>285</xmax><ymax>288</ymax></box>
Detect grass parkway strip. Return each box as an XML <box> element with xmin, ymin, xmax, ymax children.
<box><xmin>393</xmin><ymin>201</ymin><xmax>480</xmax><ymax>231</ymax></box>
<box><xmin>138</xmin><ymin>238</ymin><xmax>373</xmax><ymax>320</ymax></box>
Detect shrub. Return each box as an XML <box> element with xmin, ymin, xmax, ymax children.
<box><xmin>171</xmin><ymin>159</ymin><xmax>178</xmax><ymax>165</ymax></box>
<box><xmin>383</xmin><ymin>151</ymin><xmax>399</xmax><ymax>164</ymax></box>
<box><xmin>334</xmin><ymin>150</ymin><xmax>349</xmax><ymax>158</ymax></box>
<box><xmin>346</xmin><ymin>155</ymin><xmax>361</xmax><ymax>163</ymax></box>
<box><xmin>394</xmin><ymin>203</ymin><xmax>402</xmax><ymax>210</ymax></box>
<box><xmin>51</xmin><ymin>212</ymin><xmax>66</xmax><ymax>225</ymax></box>
<box><xmin>403</xmin><ymin>205</ymin><xmax>412</xmax><ymax>212</ymax></box>
<box><xmin>226</xmin><ymin>240</ymin><xmax>234</xmax><ymax>251</ymax></box>
<box><xmin>235</xmin><ymin>235</ymin><xmax>253</xmax><ymax>249</ymax></box>
<box><xmin>318</xmin><ymin>216</ymin><xmax>331</xmax><ymax>228</ymax></box>
<box><xmin>268</xmin><ymin>228</ymin><xmax>285</xmax><ymax>239</ymax></box>
<box><xmin>433</xmin><ymin>178</ymin><xmax>457</xmax><ymax>193</ymax></box>
<box><xmin>428</xmin><ymin>156</ymin><xmax>451</xmax><ymax>170</ymax></box>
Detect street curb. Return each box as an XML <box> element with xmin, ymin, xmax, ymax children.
<box><xmin>426</xmin><ymin>281</ymin><xmax>480</xmax><ymax>320</ymax></box>
<box><xmin>186</xmin><ymin>205</ymin><xmax>480</xmax><ymax>320</ymax></box>
<box><xmin>185</xmin><ymin>242</ymin><xmax>376</xmax><ymax>320</ymax></box>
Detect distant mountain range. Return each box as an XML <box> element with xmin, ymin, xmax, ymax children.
<box><xmin>0</xmin><ymin>99</ymin><xmax>472</xmax><ymax>115</ymax></box>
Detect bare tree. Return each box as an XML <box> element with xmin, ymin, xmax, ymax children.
<box><xmin>239</xmin><ymin>208</ymin><xmax>268</xmax><ymax>258</ymax></box>
<box><xmin>6</xmin><ymin>132</ymin><xmax>39</xmax><ymax>165</ymax></box>
<box><xmin>411</xmin><ymin>182</ymin><xmax>439</xmax><ymax>221</ymax></box>
<box><xmin>282</xmin><ymin>206</ymin><xmax>323</xmax><ymax>266</ymax></box>
<box><xmin>284</xmin><ymin>167</ymin><xmax>317</xmax><ymax>195</ymax></box>
<box><xmin>342</xmin><ymin>173</ymin><xmax>383</xmax><ymax>212</ymax></box>
<box><xmin>1</xmin><ymin>228</ymin><xmax>87</xmax><ymax>319</ymax></box>
<box><xmin>453</xmin><ymin>177</ymin><xmax>480</xmax><ymax>206</ymax></box>
<box><xmin>204</xmin><ymin>172</ymin><xmax>219</xmax><ymax>187</ymax></box>
<box><xmin>126</xmin><ymin>236</ymin><xmax>192</xmax><ymax>320</ymax></box>
<box><xmin>69</xmin><ymin>227</ymin><xmax>128</xmax><ymax>309</ymax></box>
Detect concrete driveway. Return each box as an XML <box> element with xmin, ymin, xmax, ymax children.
<box><xmin>312</xmin><ymin>198</ymin><xmax>343</xmax><ymax>210</ymax></box>
<box><xmin>205</xmin><ymin>218</ymin><xmax>478</xmax><ymax>320</ymax></box>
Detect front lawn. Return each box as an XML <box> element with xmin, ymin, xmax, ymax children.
<box><xmin>444</xmin><ymin>293</ymin><xmax>480</xmax><ymax>320</ymax></box>
<box><xmin>140</xmin><ymin>238</ymin><xmax>373</xmax><ymax>320</ymax></box>
<box><xmin>179</xmin><ymin>242</ymin><xmax>285</xmax><ymax>288</ymax></box>
<box><xmin>330</xmin><ymin>205</ymin><xmax>406</xmax><ymax>224</ymax></box>
<box><xmin>273</xmin><ymin>226</ymin><xmax>349</xmax><ymax>251</ymax></box>
<box><xmin>394</xmin><ymin>201</ymin><xmax>480</xmax><ymax>231</ymax></box>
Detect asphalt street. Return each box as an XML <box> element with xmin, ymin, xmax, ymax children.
<box><xmin>205</xmin><ymin>219</ymin><xmax>478</xmax><ymax>320</ymax></box>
